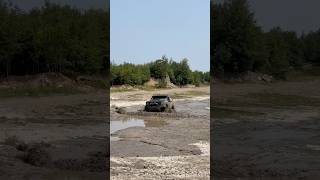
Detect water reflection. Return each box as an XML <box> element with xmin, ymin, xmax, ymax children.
<box><xmin>110</xmin><ymin>119</ymin><xmax>145</xmax><ymax>134</ymax></box>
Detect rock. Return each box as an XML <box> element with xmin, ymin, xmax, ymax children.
<box><xmin>134</xmin><ymin>160</ymin><xmax>147</xmax><ymax>169</ymax></box>
<box><xmin>116</xmin><ymin>107</ymin><xmax>126</xmax><ymax>114</ymax></box>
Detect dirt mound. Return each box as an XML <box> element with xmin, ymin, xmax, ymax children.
<box><xmin>0</xmin><ymin>73</ymin><xmax>76</xmax><ymax>88</ymax></box>
<box><xmin>144</xmin><ymin>76</ymin><xmax>176</xmax><ymax>88</ymax></box>
<box><xmin>31</xmin><ymin>73</ymin><xmax>75</xmax><ymax>88</ymax></box>
<box><xmin>242</xmin><ymin>71</ymin><xmax>273</xmax><ymax>83</ymax></box>
<box><xmin>76</xmin><ymin>76</ymin><xmax>107</xmax><ymax>88</ymax></box>
<box><xmin>164</xmin><ymin>75</ymin><xmax>176</xmax><ymax>88</ymax></box>
<box><xmin>213</xmin><ymin>71</ymin><xmax>274</xmax><ymax>83</ymax></box>
<box><xmin>144</xmin><ymin>78</ymin><xmax>158</xmax><ymax>87</ymax></box>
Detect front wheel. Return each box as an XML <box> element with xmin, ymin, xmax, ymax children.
<box><xmin>160</xmin><ymin>107</ymin><xmax>166</xmax><ymax>112</ymax></box>
<box><xmin>144</xmin><ymin>106</ymin><xmax>149</xmax><ymax>112</ymax></box>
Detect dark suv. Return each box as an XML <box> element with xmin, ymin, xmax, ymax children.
<box><xmin>144</xmin><ymin>95</ymin><xmax>175</xmax><ymax>112</ymax></box>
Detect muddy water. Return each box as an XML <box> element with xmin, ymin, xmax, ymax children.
<box><xmin>110</xmin><ymin>118</ymin><xmax>145</xmax><ymax>141</ymax></box>
<box><xmin>110</xmin><ymin>99</ymin><xmax>209</xmax><ymax>136</ymax></box>
<box><xmin>110</xmin><ymin>116</ymin><xmax>168</xmax><ymax>141</ymax></box>
<box><xmin>110</xmin><ymin>119</ymin><xmax>145</xmax><ymax>134</ymax></box>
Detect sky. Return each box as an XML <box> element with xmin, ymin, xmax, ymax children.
<box><xmin>111</xmin><ymin>0</ymin><xmax>210</xmax><ymax>72</ymax></box>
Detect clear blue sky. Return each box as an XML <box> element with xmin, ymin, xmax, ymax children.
<box><xmin>111</xmin><ymin>0</ymin><xmax>210</xmax><ymax>72</ymax></box>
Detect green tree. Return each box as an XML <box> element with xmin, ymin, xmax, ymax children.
<box><xmin>303</xmin><ymin>30</ymin><xmax>320</xmax><ymax>65</ymax></box>
<box><xmin>149</xmin><ymin>55</ymin><xmax>170</xmax><ymax>79</ymax></box>
<box><xmin>172</xmin><ymin>58</ymin><xmax>193</xmax><ymax>85</ymax></box>
<box><xmin>264</xmin><ymin>27</ymin><xmax>290</xmax><ymax>79</ymax></box>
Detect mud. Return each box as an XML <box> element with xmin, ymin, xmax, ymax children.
<box><xmin>212</xmin><ymin>79</ymin><xmax>320</xmax><ymax>179</ymax></box>
<box><xmin>115</xmin><ymin>108</ymin><xmax>203</xmax><ymax>118</ymax></box>
<box><xmin>0</xmin><ymin>93</ymin><xmax>108</xmax><ymax>180</ymax></box>
<box><xmin>110</xmin><ymin>87</ymin><xmax>210</xmax><ymax>179</ymax></box>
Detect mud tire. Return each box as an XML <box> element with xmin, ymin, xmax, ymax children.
<box><xmin>144</xmin><ymin>106</ymin><xmax>149</xmax><ymax>112</ymax></box>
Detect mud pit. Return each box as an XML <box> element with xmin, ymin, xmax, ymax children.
<box><xmin>0</xmin><ymin>93</ymin><xmax>107</xmax><ymax>180</ymax></box>
<box><xmin>110</xmin><ymin>87</ymin><xmax>210</xmax><ymax>179</ymax></box>
<box><xmin>212</xmin><ymin>79</ymin><xmax>320</xmax><ymax>179</ymax></box>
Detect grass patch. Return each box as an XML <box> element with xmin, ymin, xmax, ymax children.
<box><xmin>0</xmin><ymin>86</ymin><xmax>82</xmax><ymax>98</ymax></box>
<box><xmin>212</xmin><ymin>107</ymin><xmax>264</xmax><ymax>119</ymax></box>
<box><xmin>245</xmin><ymin>93</ymin><xmax>320</xmax><ymax>107</ymax></box>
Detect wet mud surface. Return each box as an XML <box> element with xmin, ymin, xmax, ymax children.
<box><xmin>110</xmin><ymin>87</ymin><xmax>210</xmax><ymax>179</ymax></box>
<box><xmin>212</xmin><ymin>80</ymin><xmax>320</xmax><ymax>179</ymax></box>
<box><xmin>0</xmin><ymin>93</ymin><xmax>108</xmax><ymax>180</ymax></box>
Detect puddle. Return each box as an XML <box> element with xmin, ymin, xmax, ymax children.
<box><xmin>110</xmin><ymin>119</ymin><xmax>145</xmax><ymax>134</ymax></box>
<box><xmin>110</xmin><ymin>117</ymin><xmax>167</xmax><ymax>141</ymax></box>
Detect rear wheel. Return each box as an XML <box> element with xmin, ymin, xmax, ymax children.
<box><xmin>171</xmin><ymin>106</ymin><xmax>176</xmax><ymax>113</ymax></box>
<box><xmin>164</xmin><ymin>106</ymin><xmax>171</xmax><ymax>113</ymax></box>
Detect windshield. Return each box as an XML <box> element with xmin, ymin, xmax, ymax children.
<box><xmin>151</xmin><ymin>96</ymin><xmax>167</xmax><ymax>100</ymax></box>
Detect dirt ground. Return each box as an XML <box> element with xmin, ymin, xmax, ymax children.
<box><xmin>0</xmin><ymin>92</ymin><xmax>108</xmax><ymax>180</ymax></box>
<box><xmin>110</xmin><ymin>87</ymin><xmax>210</xmax><ymax>179</ymax></box>
<box><xmin>212</xmin><ymin>79</ymin><xmax>320</xmax><ymax>179</ymax></box>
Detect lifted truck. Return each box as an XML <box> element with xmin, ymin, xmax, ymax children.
<box><xmin>144</xmin><ymin>95</ymin><xmax>175</xmax><ymax>112</ymax></box>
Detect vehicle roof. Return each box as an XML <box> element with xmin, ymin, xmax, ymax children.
<box><xmin>152</xmin><ymin>95</ymin><xmax>170</xmax><ymax>97</ymax></box>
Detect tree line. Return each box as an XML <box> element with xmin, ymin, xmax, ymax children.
<box><xmin>111</xmin><ymin>56</ymin><xmax>210</xmax><ymax>87</ymax></box>
<box><xmin>211</xmin><ymin>0</ymin><xmax>320</xmax><ymax>79</ymax></box>
<box><xmin>0</xmin><ymin>1</ymin><xmax>109</xmax><ymax>78</ymax></box>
